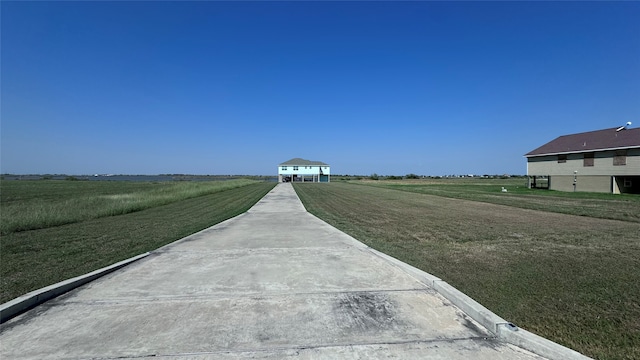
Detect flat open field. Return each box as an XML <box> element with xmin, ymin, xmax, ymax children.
<box><xmin>1</xmin><ymin>178</ymin><xmax>261</xmax><ymax>235</ymax></box>
<box><xmin>294</xmin><ymin>181</ymin><xmax>640</xmax><ymax>360</ymax></box>
<box><xmin>362</xmin><ymin>177</ymin><xmax>640</xmax><ymax>223</ymax></box>
<box><xmin>1</xmin><ymin>180</ymin><xmax>276</xmax><ymax>303</ymax></box>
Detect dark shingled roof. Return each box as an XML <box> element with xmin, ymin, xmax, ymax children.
<box><xmin>525</xmin><ymin>127</ymin><xmax>640</xmax><ymax>157</ymax></box>
<box><xmin>279</xmin><ymin>158</ymin><xmax>329</xmax><ymax>166</ymax></box>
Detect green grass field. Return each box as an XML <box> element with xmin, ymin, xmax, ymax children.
<box><xmin>361</xmin><ymin>177</ymin><xmax>640</xmax><ymax>222</ymax></box>
<box><xmin>294</xmin><ymin>180</ymin><xmax>640</xmax><ymax>360</ymax></box>
<box><xmin>0</xmin><ymin>180</ymin><xmax>276</xmax><ymax>303</ymax></box>
<box><xmin>1</xmin><ymin>178</ymin><xmax>260</xmax><ymax>235</ymax></box>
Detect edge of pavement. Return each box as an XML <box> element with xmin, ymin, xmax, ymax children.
<box><xmin>0</xmin><ymin>252</ymin><xmax>150</xmax><ymax>324</ymax></box>
<box><xmin>314</xmin><ymin>212</ymin><xmax>593</xmax><ymax>360</ymax></box>
<box><xmin>0</xmin><ymin>213</ymin><xmax>249</xmax><ymax>325</ymax></box>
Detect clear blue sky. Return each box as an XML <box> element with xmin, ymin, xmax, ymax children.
<box><xmin>2</xmin><ymin>1</ymin><xmax>639</xmax><ymax>176</ymax></box>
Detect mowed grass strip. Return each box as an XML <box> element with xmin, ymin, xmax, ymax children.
<box><xmin>359</xmin><ymin>178</ymin><xmax>640</xmax><ymax>223</ymax></box>
<box><xmin>0</xmin><ymin>179</ymin><xmax>259</xmax><ymax>235</ymax></box>
<box><xmin>294</xmin><ymin>182</ymin><xmax>640</xmax><ymax>360</ymax></box>
<box><xmin>1</xmin><ymin>182</ymin><xmax>275</xmax><ymax>303</ymax></box>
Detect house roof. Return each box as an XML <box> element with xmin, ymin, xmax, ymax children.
<box><xmin>279</xmin><ymin>158</ymin><xmax>329</xmax><ymax>166</ymax></box>
<box><xmin>525</xmin><ymin>127</ymin><xmax>640</xmax><ymax>157</ymax></box>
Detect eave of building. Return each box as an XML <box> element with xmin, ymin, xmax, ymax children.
<box><xmin>524</xmin><ymin>145</ymin><xmax>640</xmax><ymax>158</ymax></box>
<box><xmin>279</xmin><ymin>158</ymin><xmax>329</xmax><ymax>166</ymax></box>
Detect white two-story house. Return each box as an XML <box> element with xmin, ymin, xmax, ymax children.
<box><xmin>278</xmin><ymin>158</ymin><xmax>331</xmax><ymax>183</ymax></box>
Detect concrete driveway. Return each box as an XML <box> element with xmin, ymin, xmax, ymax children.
<box><xmin>1</xmin><ymin>183</ymin><xmax>564</xmax><ymax>359</ymax></box>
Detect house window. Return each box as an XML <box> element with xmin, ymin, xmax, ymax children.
<box><xmin>583</xmin><ymin>152</ymin><xmax>594</xmax><ymax>167</ymax></box>
<box><xmin>293</xmin><ymin>166</ymin><xmax>299</xmax><ymax>171</ymax></box>
<box><xmin>614</xmin><ymin>150</ymin><xmax>627</xmax><ymax>166</ymax></box>
<box><xmin>281</xmin><ymin>166</ymin><xmax>287</xmax><ymax>170</ymax></box>
<box><xmin>558</xmin><ymin>154</ymin><xmax>567</xmax><ymax>163</ymax></box>
<box><xmin>624</xmin><ymin>179</ymin><xmax>632</xmax><ymax>187</ymax></box>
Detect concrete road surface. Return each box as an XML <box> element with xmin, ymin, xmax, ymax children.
<box><xmin>1</xmin><ymin>183</ymin><xmax>554</xmax><ymax>359</ymax></box>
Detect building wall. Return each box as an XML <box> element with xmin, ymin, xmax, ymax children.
<box><xmin>549</xmin><ymin>175</ymin><xmax>612</xmax><ymax>193</ymax></box>
<box><xmin>278</xmin><ymin>165</ymin><xmax>331</xmax><ymax>176</ymax></box>
<box><xmin>527</xmin><ymin>149</ymin><xmax>640</xmax><ymax>176</ymax></box>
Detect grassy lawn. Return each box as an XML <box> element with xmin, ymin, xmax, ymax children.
<box><xmin>1</xmin><ymin>179</ymin><xmax>260</xmax><ymax>234</ymax></box>
<box><xmin>360</xmin><ymin>178</ymin><xmax>640</xmax><ymax>223</ymax></box>
<box><xmin>294</xmin><ymin>181</ymin><xmax>640</xmax><ymax>360</ymax></box>
<box><xmin>1</xmin><ymin>181</ymin><xmax>276</xmax><ymax>303</ymax></box>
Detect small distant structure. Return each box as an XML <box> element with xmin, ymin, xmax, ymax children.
<box><xmin>525</xmin><ymin>125</ymin><xmax>639</xmax><ymax>194</ymax></box>
<box><xmin>278</xmin><ymin>158</ymin><xmax>331</xmax><ymax>183</ymax></box>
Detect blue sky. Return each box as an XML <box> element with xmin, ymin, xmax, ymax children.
<box><xmin>2</xmin><ymin>1</ymin><xmax>639</xmax><ymax>176</ymax></box>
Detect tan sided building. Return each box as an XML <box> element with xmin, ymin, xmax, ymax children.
<box><xmin>525</xmin><ymin>126</ymin><xmax>640</xmax><ymax>194</ymax></box>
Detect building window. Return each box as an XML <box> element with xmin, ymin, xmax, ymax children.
<box><xmin>293</xmin><ymin>166</ymin><xmax>299</xmax><ymax>171</ymax></box>
<box><xmin>583</xmin><ymin>152</ymin><xmax>594</xmax><ymax>167</ymax></box>
<box><xmin>624</xmin><ymin>179</ymin><xmax>632</xmax><ymax>187</ymax></box>
<box><xmin>614</xmin><ymin>150</ymin><xmax>627</xmax><ymax>166</ymax></box>
<box><xmin>281</xmin><ymin>166</ymin><xmax>287</xmax><ymax>170</ymax></box>
<box><xmin>558</xmin><ymin>154</ymin><xmax>567</xmax><ymax>163</ymax></box>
